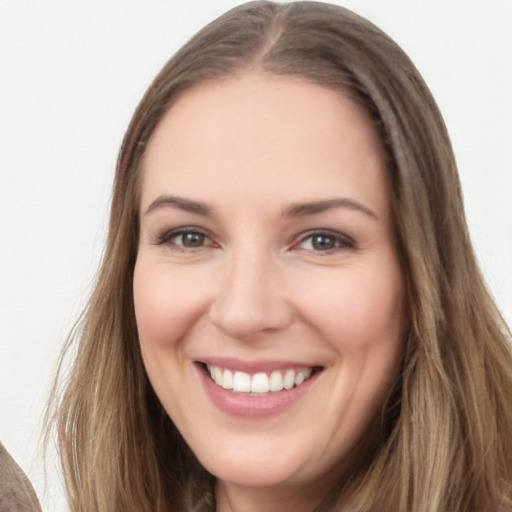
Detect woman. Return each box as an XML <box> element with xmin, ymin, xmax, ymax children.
<box><xmin>47</xmin><ymin>2</ymin><xmax>512</xmax><ymax>511</ymax></box>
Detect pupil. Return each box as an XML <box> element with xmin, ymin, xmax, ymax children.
<box><xmin>312</xmin><ymin>235</ymin><xmax>335</xmax><ymax>250</ymax></box>
<box><xmin>182</xmin><ymin>233</ymin><xmax>204</xmax><ymax>247</ymax></box>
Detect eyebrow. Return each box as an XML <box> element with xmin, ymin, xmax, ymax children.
<box><xmin>283</xmin><ymin>198</ymin><xmax>378</xmax><ymax>220</ymax></box>
<box><xmin>144</xmin><ymin>194</ymin><xmax>378</xmax><ymax>220</ymax></box>
<box><xmin>144</xmin><ymin>195</ymin><xmax>213</xmax><ymax>216</ymax></box>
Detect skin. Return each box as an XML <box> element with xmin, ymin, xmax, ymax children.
<box><xmin>134</xmin><ymin>74</ymin><xmax>405</xmax><ymax>512</ymax></box>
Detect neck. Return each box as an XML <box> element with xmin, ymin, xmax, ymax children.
<box><xmin>214</xmin><ymin>475</ymin><xmax>336</xmax><ymax>512</ymax></box>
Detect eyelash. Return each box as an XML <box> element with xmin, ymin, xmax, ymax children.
<box><xmin>154</xmin><ymin>227</ymin><xmax>214</xmax><ymax>252</ymax></box>
<box><xmin>294</xmin><ymin>230</ymin><xmax>356</xmax><ymax>254</ymax></box>
<box><xmin>153</xmin><ymin>227</ymin><xmax>356</xmax><ymax>254</ymax></box>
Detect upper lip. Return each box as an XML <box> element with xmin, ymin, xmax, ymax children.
<box><xmin>197</xmin><ymin>357</ymin><xmax>323</xmax><ymax>374</ymax></box>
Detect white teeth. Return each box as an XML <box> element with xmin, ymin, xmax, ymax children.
<box><xmin>294</xmin><ymin>371</ymin><xmax>305</xmax><ymax>386</ymax></box>
<box><xmin>283</xmin><ymin>369</ymin><xmax>295</xmax><ymax>390</ymax></box>
<box><xmin>206</xmin><ymin>365</ymin><xmax>314</xmax><ymax>394</ymax></box>
<box><xmin>294</xmin><ymin>368</ymin><xmax>312</xmax><ymax>386</ymax></box>
<box><xmin>269</xmin><ymin>370</ymin><xmax>283</xmax><ymax>391</ymax></box>
<box><xmin>221</xmin><ymin>369</ymin><xmax>233</xmax><ymax>389</ymax></box>
<box><xmin>233</xmin><ymin>371</ymin><xmax>251</xmax><ymax>392</ymax></box>
<box><xmin>251</xmin><ymin>372</ymin><xmax>269</xmax><ymax>393</ymax></box>
<box><xmin>212</xmin><ymin>366</ymin><xmax>222</xmax><ymax>385</ymax></box>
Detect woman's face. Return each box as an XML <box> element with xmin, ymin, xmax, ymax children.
<box><xmin>134</xmin><ymin>74</ymin><xmax>405</xmax><ymax>502</ymax></box>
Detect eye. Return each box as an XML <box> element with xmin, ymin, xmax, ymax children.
<box><xmin>296</xmin><ymin>231</ymin><xmax>355</xmax><ymax>253</ymax></box>
<box><xmin>155</xmin><ymin>228</ymin><xmax>216</xmax><ymax>251</ymax></box>
<box><xmin>174</xmin><ymin>231</ymin><xmax>206</xmax><ymax>248</ymax></box>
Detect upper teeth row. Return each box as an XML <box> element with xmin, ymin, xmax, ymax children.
<box><xmin>206</xmin><ymin>365</ymin><xmax>313</xmax><ymax>393</ymax></box>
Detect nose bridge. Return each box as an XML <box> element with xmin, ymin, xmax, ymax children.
<box><xmin>209</xmin><ymin>242</ymin><xmax>292</xmax><ymax>338</ymax></box>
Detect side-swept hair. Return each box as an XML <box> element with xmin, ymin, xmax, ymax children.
<box><xmin>46</xmin><ymin>2</ymin><xmax>512</xmax><ymax>511</ymax></box>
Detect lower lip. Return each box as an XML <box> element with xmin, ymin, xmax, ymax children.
<box><xmin>197</xmin><ymin>364</ymin><xmax>320</xmax><ymax>419</ymax></box>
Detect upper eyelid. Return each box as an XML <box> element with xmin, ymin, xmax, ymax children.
<box><xmin>292</xmin><ymin>233</ymin><xmax>356</xmax><ymax>256</ymax></box>
<box><xmin>154</xmin><ymin>226</ymin><xmax>214</xmax><ymax>245</ymax></box>
<box><xmin>152</xmin><ymin>226</ymin><xmax>355</xmax><ymax>249</ymax></box>
<box><xmin>294</xmin><ymin>229</ymin><xmax>355</xmax><ymax>245</ymax></box>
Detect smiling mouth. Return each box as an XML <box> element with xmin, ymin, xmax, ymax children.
<box><xmin>201</xmin><ymin>363</ymin><xmax>322</xmax><ymax>395</ymax></box>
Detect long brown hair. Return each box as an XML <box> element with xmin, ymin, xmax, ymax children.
<box><xmin>46</xmin><ymin>2</ymin><xmax>512</xmax><ymax>510</ymax></box>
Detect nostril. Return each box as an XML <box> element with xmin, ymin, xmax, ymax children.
<box><xmin>209</xmin><ymin>295</ymin><xmax>294</xmax><ymax>339</ymax></box>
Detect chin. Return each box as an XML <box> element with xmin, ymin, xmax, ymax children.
<box><xmin>194</xmin><ymin>439</ymin><xmax>327</xmax><ymax>490</ymax></box>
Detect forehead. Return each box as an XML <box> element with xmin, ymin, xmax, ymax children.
<box><xmin>141</xmin><ymin>73</ymin><xmax>390</xmax><ymax>217</ymax></box>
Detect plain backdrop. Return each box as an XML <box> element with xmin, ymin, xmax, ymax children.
<box><xmin>1</xmin><ymin>1</ymin><xmax>511</xmax><ymax>510</ymax></box>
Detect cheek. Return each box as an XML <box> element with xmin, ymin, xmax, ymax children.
<box><xmin>132</xmin><ymin>261</ymin><xmax>211</xmax><ymax>421</ymax></box>
<box><xmin>296</xmin><ymin>262</ymin><xmax>405</xmax><ymax>441</ymax></box>
<box><xmin>297</xmin><ymin>260</ymin><xmax>405</xmax><ymax>353</ymax></box>
<box><xmin>133</xmin><ymin>261</ymin><xmax>208</xmax><ymax>349</ymax></box>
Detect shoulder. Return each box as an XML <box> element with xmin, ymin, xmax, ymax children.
<box><xmin>0</xmin><ymin>442</ymin><xmax>42</xmax><ymax>512</ymax></box>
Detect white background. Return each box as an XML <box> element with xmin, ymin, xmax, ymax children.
<box><xmin>1</xmin><ymin>1</ymin><xmax>511</xmax><ymax>510</ymax></box>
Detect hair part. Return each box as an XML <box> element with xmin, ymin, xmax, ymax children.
<box><xmin>46</xmin><ymin>2</ymin><xmax>512</xmax><ymax>511</ymax></box>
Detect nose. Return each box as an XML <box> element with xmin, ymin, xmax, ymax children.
<box><xmin>208</xmin><ymin>249</ymin><xmax>294</xmax><ymax>340</ymax></box>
